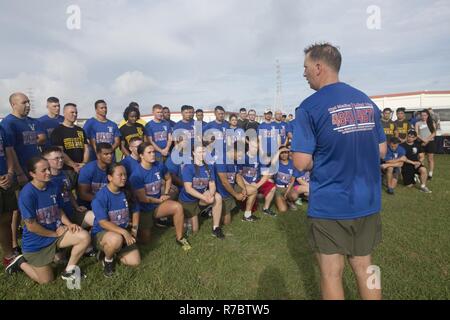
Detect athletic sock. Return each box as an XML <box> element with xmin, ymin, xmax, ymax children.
<box><xmin>429</xmin><ymin>171</ymin><xmax>433</xmax><ymax>177</ymax></box>
<box><xmin>65</xmin><ymin>265</ymin><xmax>76</xmax><ymax>272</ymax></box>
<box><xmin>244</xmin><ymin>211</ymin><xmax>252</xmax><ymax>218</ymax></box>
<box><xmin>421</xmin><ymin>184</ymin><xmax>425</xmax><ymax>188</ymax></box>
<box><xmin>104</xmin><ymin>257</ymin><xmax>113</xmax><ymax>263</ymax></box>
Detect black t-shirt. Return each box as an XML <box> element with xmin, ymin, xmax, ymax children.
<box><xmin>119</xmin><ymin>123</ymin><xmax>145</xmax><ymax>151</ymax></box>
<box><xmin>237</xmin><ymin>119</ymin><xmax>248</xmax><ymax>129</ymax></box>
<box><xmin>401</xmin><ymin>141</ymin><xmax>423</xmax><ymax>162</ymax></box>
<box><xmin>51</xmin><ymin>124</ymin><xmax>88</xmax><ymax>169</ymax></box>
<box><xmin>245</xmin><ymin>120</ymin><xmax>259</xmax><ymax>131</ymax></box>
<box><xmin>381</xmin><ymin>119</ymin><xmax>396</xmax><ymax>141</ymax></box>
<box><xmin>395</xmin><ymin>119</ymin><xmax>411</xmax><ymax>140</ymax></box>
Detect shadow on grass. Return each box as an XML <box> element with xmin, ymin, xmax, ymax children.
<box><xmin>276</xmin><ymin>209</ymin><xmax>321</xmax><ymax>300</ymax></box>
<box><xmin>256</xmin><ymin>266</ymin><xmax>290</xmax><ymax>299</ymax></box>
<box><xmin>138</xmin><ymin>222</ymin><xmax>170</xmax><ymax>258</ymax></box>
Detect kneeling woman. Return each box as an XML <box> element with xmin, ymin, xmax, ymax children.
<box><xmin>179</xmin><ymin>145</ymin><xmax>224</xmax><ymax>239</ymax></box>
<box><xmin>130</xmin><ymin>143</ymin><xmax>191</xmax><ymax>250</ymax></box>
<box><xmin>91</xmin><ymin>163</ymin><xmax>141</xmax><ymax>277</ymax></box>
<box><xmin>273</xmin><ymin>148</ymin><xmax>302</xmax><ymax>213</ymax></box>
<box><xmin>6</xmin><ymin>157</ymin><xmax>91</xmax><ymax>284</ymax></box>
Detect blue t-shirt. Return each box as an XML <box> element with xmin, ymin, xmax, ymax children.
<box><xmin>200</xmin><ymin>121</ymin><xmax>207</xmax><ymax>131</ymax></box>
<box><xmin>291</xmin><ymin>82</ymin><xmax>386</xmax><ymax>220</ymax></box>
<box><xmin>274</xmin><ymin>160</ymin><xmax>297</xmax><ymax>187</ymax></box>
<box><xmin>294</xmin><ymin>170</ymin><xmax>310</xmax><ymax>185</ymax></box>
<box><xmin>83</xmin><ymin>117</ymin><xmax>121</xmax><ymax>161</ymax></box>
<box><xmin>228</xmin><ymin>127</ymin><xmax>245</xmax><ymax>143</ymax></box>
<box><xmin>204</xmin><ymin>120</ymin><xmax>230</xmax><ymax>163</ymax></box>
<box><xmin>215</xmin><ymin>163</ymin><xmax>239</xmax><ymax>198</ymax></box>
<box><xmin>38</xmin><ymin>114</ymin><xmax>64</xmax><ymax>147</ymax></box>
<box><xmin>120</xmin><ymin>155</ymin><xmax>140</xmax><ymax>177</ymax></box>
<box><xmin>409</xmin><ymin>117</ymin><xmax>419</xmax><ymax>127</ymax></box>
<box><xmin>144</xmin><ymin>120</ymin><xmax>172</xmax><ymax>156</ymax></box>
<box><xmin>384</xmin><ymin>145</ymin><xmax>406</xmax><ymax>161</ymax></box>
<box><xmin>179</xmin><ymin>164</ymin><xmax>215</xmax><ymax>202</ymax></box>
<box><xmin>165</xmin><ymin>154</ymin><xmax>182</xmax><ymax>176</ymax></box>
<box><xmin>173</xmin><ymin>120</ymin><xmax>196</xmax><ymax>149</ymax></box>
<box><xmin>274</xmin><ymin>121</ymin><xmax>290</xmax><ymax>145</ymax></box>
<box><xmin>51</xmin><ymin>171</ymin><xmax>74</xmax><ymax>217</ymax></box>
<box><xmin>238</xmin><ymin>154</ymin><xmax>269</xmax><ymax>184</ymax></box>
<box><xmin>168</xmin><ymin>119</ymin><xmax>177</xmax><ymax>128</ymax></box>
<box><xmin>0</xmin><ymin>126</ymin><xmax>12</xmax><ymax>175</ymax></box>
<box><xmin>286</xmin><ymin>121</ymin><xmax>293</xmax><ymax>136</ymax></box>
<box><xmin>78</xmin><ymin>161</ymin><xmax>108</xmax><ymax>207</ymax></box>
<box><xmin>92</xmin><ymin>186</ymin><xmax>138</xmax><ymax>235</ymax></box>
<box><xmin>129</xmin><ymin>162</ymin><xmax>166</xmax><ymax>212</ymax></box>
<box><xmin>19</xmin><ymin>181</ymin><xmax>64</xmax><ymax>253</ymax></box>
<box><xmin>1</xmin><ymin>114</ymin><xmax>44</xmax><ymax>172</ymax></box>
<box><xmin>257</xmin><ymin>121</ymin><xmax>279</xmax><ymax>156</ymax></box>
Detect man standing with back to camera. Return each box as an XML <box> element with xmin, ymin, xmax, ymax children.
<box><xmin>291</xmin><ymin>43</ymin><xmax>386</xmax><ymax>300</ymax></box>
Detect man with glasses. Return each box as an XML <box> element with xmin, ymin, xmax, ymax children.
<box><xmin>43</xmin><ymin>147</ymin><xmax>94</xmax><ymax>228</ymax></box>
<box><xmin>120</xmin><ymin>137</ymin><xmax>143</xmax><ymax>177</ymax></box>
<box><xmin>245</xmin><ymin>109</ymin><xmax>259</xmax><ymax>132</ymax></box>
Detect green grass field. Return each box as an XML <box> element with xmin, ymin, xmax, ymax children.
<box><xmin>1</xmin><ymin>155</ymin><xmax>449</xmax><ymax>300</ymax></box>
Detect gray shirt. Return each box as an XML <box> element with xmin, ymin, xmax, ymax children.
<box><xmin>416</xmin><ymin>121</ymin><xmax>434</xmax><ymax>141</ymax></box>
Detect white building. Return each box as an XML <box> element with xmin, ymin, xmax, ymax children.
<box><xmin>370</xmin><ymin>90</ymin><xmax>450</xmax><ymax>135</ymax></box>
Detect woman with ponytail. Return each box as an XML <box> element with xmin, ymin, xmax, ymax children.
<box><xmin>415</xmin><ymin>109</ymin><xmax>437</xmax><ymax>180</ymax></box>
<box><xmin>129</xmin><ymin>143</ymin><xmax>191</xmax><ymax>250</ymax></box>
<box><xmin>179</xmin><ymin>145</ymin><xmax>225</xmax><ymax>239</ymax></box>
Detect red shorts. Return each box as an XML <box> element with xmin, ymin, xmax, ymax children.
<box><xmin>258</xmin><ymin>180</ymin><xmax>276</xmax><ymax>197</ymax></box>
<box><xmin>240</xmin><ymin>180</ymin><xmax>276</xmax><ymax>213</ymax></box>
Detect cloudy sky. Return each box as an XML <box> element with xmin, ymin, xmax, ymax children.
<box><xmin>1</xmin><ymin>0</ymin><xmax>449</xmax><ymax>121</ymax></box>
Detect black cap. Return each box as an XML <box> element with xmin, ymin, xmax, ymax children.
<box><xmin>407</xmin><ymin>129</ymin><xmax>417</xmax><ymax>136</ymax></box>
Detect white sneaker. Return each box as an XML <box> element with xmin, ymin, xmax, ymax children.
<box><xmin>420</xmin><ymin>186</ymin><xmax>432</xmax><ymax>193</ymax></box>
<box><xmin>288</xmin><ymin>201</ymin><xmax>297</xmax><ymax>210</ymax></box>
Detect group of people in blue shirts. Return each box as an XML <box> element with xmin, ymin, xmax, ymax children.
<box><xmin>1</xmin><ymin>93</ymin><xmax>310</xmax><ymax>282</ymax></box>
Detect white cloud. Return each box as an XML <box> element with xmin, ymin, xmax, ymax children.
<box><xmin>112</xmin><ymin>71</ymin><xmax>158</xmax><ymax>97</ymax></box>
<box><xmin>42</xmin><ymin>51</ymin><xmax>87</xmax><ymax>83</ymax></box>
<box><xmin>0</xmin><ymin>0</ymin><xmax>449</xmax><ymax>119</ymax></box>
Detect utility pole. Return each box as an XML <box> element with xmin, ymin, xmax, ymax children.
<box><xmin>274</xmin><ymin>59</ymin><xmax>283</xmax><ymax>111</ymax></box>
